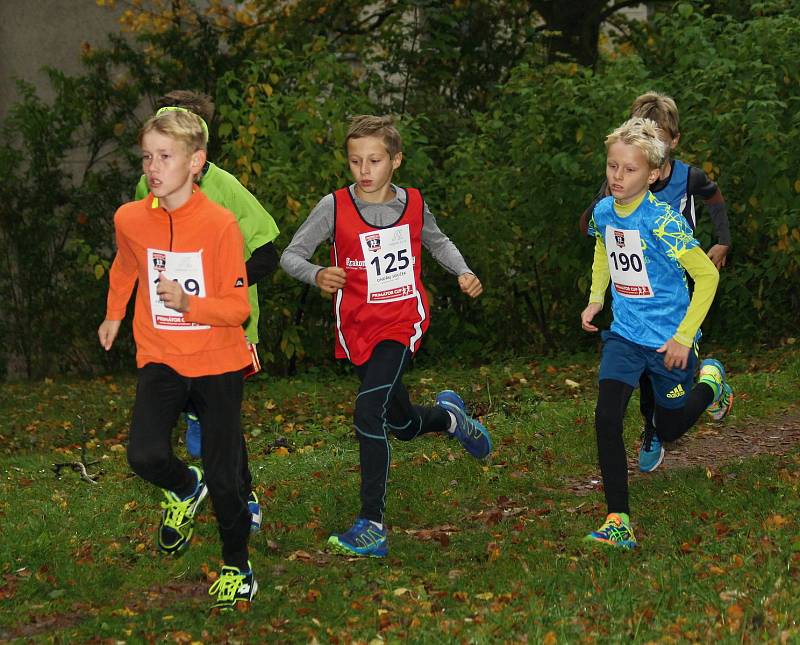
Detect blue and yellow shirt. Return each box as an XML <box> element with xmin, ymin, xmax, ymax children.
<box><xmin>588</xmin><ymin>192</ymin><xmax>710</xmax><ymax>348</ymax></box>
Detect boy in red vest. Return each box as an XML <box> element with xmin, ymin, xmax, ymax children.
<box><xmin>280</xmin><ymin>115</ymin><xmax>491</xmax><ymax>557</ymax></box>
<box><xmin>98</xmin><ymin>109</ymin><xmax>257</xmax><ymax>610</ymax></box>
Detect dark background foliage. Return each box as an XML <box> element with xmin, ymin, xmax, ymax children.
<box><xmin>1</xmin><ymin>0</ymin><xmax>798</xmax><ymax>378</ymax></box>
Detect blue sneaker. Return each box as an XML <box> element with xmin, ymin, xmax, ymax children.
<box><xmin>584</xmin><ymin>513</ymin><xmax>637</xmax><ymax>550</ymax></box>
<box><xmin>157</xmin><ymin>465</ymin><xmax>208</xmax><ymax>555</ymax></box>
<box><xmin>638</xmin><ymin>430</ymin><xmax>664</xmax><ymax>473</ymax></box>
<box><xmin>185</xmin><ymin>412</ymin><xmax>202</xmax><ymax>458</ymax></box>
<box><xmin>698</xmin><ymin>358</ymin><xmax>734</xmax><ymax>422</ymax></box>
<box><xmin>248</xmin><ymin>491</ymin><xmax>262</xmax><ymax>533</ymax></box>
<box><xmin>327</xmin><ymin>519</ymin><xmax>388</xmax><ymax>557</ymax></box>
<box><xmin>436</xmin><ymin>390</ymin><xmax>492</xmax><ymax>459</ymax></box>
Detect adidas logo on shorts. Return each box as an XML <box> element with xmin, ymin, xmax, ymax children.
<box><xmin>666</xmin><ymin>383</ymin><xmax>686</xmax><ymax>399</ymax></box>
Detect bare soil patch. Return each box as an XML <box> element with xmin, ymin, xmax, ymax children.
<box><xmin>567</xmin><ymin>409</ymin><xmax>800</xmax><ymax>495</ymax></box>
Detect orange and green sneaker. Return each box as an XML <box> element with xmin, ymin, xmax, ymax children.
<box><xmin>584</xmin><ymin>513</ymin><xmax>637</xmax><ymax>550</ymax></box>
<box><xmin>698</xmin><ymin>358</ymin><xmax>734</xmax><ymax>422</ymax></box>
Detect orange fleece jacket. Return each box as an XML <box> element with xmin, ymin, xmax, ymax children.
<box><xmin>106</xmin><ymin>189</ymin><xmax>251</xmax><ymax>376</ymax></box>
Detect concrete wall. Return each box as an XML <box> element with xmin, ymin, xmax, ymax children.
<box><xmin>0</xmin><ymin>1</ymin><xmax>123</xmax><ymax>118</ymax></box>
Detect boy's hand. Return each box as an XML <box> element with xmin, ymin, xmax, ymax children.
<box><xmin>98</xmin><ymin>319</ymin><xmax>121</xmax><ymax>351</ymax></box>
<box><xmin>657</xmin><ymin>338</ymin><xmax>690</xmax><ymax>370</ymax></box>
<box><xmin>316</xmin><ymin>267</ymin><xmax>347</xmax><ymax>294</ymax></box>
<box><xmin>156</xmin><ymin>278</ymin><xmax>189</xmax><ymax>312</ymax></box>
<box><xmin>580</xmin><ymin>303</ymin><xmax>603</xmax><ymax>332</ymax></box>
<box><xmin>707</xmin><ymin>244</ymin><xmax>729</xmax><ymax>269</ymax></box>
<box><xmin>458</xmin><ymin>273</ymin><xmax>482</xmax><ymax>298</ymax></box>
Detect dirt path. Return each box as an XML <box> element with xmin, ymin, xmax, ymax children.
<box><xmin>567</xmin><ymin>409</ymin><xmax>800</xmax><ymax>495</ymax></box>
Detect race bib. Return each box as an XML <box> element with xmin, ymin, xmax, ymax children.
<box><xmin>604</xmin><ymin>226</ymin><xmax>654</xmax><ymax>298</ymax></box>
<box><xmin>147</xmin><ymin>248</ymin><xmax>210</xmax><ymax>330</ymax></box>
<box><xmin>359</xmin><ymin>224</ymin><xmax>417</xmax><ymax>303</ymax></box>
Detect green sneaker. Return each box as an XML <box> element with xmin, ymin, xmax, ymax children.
<box><xmin>698</xmin><ymin>358</ymin><xmax>734</xmax><ymax>421</ymax></box>
<box><xmin>157</xmin><ymin>465</ymin><xmax>208</xmax><ymax>555</ymax></box>
<box><xmin>584</xmin><ymin>513</ymin><xmax>637</xmax><ymax>550</ymax></box>
<box><xmin>209</xmin><ymin>562</ymin><xmax>258</xmax><ymax>611</ymax></box>
<box><xmin>327</xmin><ymin>518</ymin><xmax>388</xmax><ymax>557</ymax></box>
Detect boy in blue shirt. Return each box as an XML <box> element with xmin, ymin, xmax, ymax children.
<box><xmin>581</xmin><ymin>117</ymin><xmax>733</xmax><ymax>549</ymax></box>
<box><xmin>580</xmin><ymin>91</ymin><xmax>733</xmax><ymax>473</ymax></box>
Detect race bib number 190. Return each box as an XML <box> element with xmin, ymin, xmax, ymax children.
<box><xmin>604</xmin><ymin>226</ymin><xmax>654</xmax><ymax>298</ymax></box>
<box><xmin>359</xmin><ymin>224</ymin><xmax>417</xmax><ymax>303</ymax></box>
<box><xmin>147</xmin><ymin>248</ymin><xmax>210</xmax><ymax>330</ymax></box>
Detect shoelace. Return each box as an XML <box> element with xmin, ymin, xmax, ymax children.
<box><xmin>209</xmin><ymin>570</ymin><xmax>245</xmax><ymax>601</ymax></box>
<box><xmin>348</xmin><ymin>520</ymin><xmax>384</xmax><ymax>547</ymax></box>
<box><xmin>640</xmin><ymin>428</ymin><xmax>654</xmax><ymax>452</ymax></box>
<box><xmin>161</xmin><ymin>492</ymin><xmax>194</xmax><ymax>529</ymax></box>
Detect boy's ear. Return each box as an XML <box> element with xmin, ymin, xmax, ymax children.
<box><xmin>671</xmin><ymin>133</ymin><xmax>681</xmax><ymax>150</ymax></box>
<box><xmin>392</xmin><ymin>151</ymin><xmax>403</xmax><ymax>170</ymax></box>
<box><xmin>191</xmin><ymin>149</ymin><xmax>207</xmax><ymax>171</ymax></box>
<box><xmin>648</xmin><ymin>167</ymin><xmax>661</xmax><ymax>185</ymax></box>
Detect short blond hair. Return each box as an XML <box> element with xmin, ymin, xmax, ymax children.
<box><xmin>630</xmin><ymin>91</ymin><xmax>679</xmax><ymax>139</ymax></box>
<box><xmin>346</xmin><ymin>115</ymin><xmax>402</xmax><ymax>157</ymax></box>
<box><xmin>605</xmin><ymin>117</ymin><xmax>667</xmax><ymax>169</ymax></box>
<box><xmin>139</xmin><ymin>109</ymin><xmax>207</xmax><ymax>154</ymax></box>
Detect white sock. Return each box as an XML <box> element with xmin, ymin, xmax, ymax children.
<box><xmin>369</xmin><ymin>520</ymin><xmax>384</xmax><ymax>530</ymax></box>
<box><xmin>446</xmin><ymin>411</ymin><xmax>457</xmax><ymax>434</ymax></box>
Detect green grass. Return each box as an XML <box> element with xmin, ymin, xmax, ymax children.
<box><xmin>1</xmin><ymin>346</ymin><xmax>799</xmax><ymax>643</ymax></box>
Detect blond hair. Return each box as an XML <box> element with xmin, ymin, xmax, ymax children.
<box><xmin>605</xmin><ymin>117</ymin><xmax>668</xmax><ymax>169</ymax></box>
<box><xmin>346</xmin><ymin>115</ymin><xmax>402</xmax><ymax>157</ymax></box>
<box><xmin>630</xmin><ymin>91</ymin><xmax>679</xmax><ymax>139</ymax></box>
<box><xmin>139</xmin><ymin>109</ymin><xmax>207</xmax><ymax>154</ymax></box>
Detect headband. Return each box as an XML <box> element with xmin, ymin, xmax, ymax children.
<box><xmin>155</xmin><ymin>106</ymin><xmax>209</xmax><ymax>144</ymax></box>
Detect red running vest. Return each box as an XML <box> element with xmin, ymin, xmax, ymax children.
<box><xmin>330</xmin><ymin>187</ymin><xmax>430</xmax><ymax>365</ymax></box>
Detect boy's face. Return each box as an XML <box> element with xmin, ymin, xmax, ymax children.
<box><xmin>347</xmin><ymin>135</ymin><xmax>402</xmax><ymax>203</ymax></box>
<box><xmin>141</xmin><ymin>131</ymin><xmax>205</xmax><ymax>205</ymax></box>
<box><xmin>606</xmin><ymin>141</ymin><xmax>660</xmax><ymax>205</ymax></box>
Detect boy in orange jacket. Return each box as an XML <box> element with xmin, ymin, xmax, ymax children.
<box><xmin>98</xmin><ymin>109</ymin><xmax>257</xmax><ymax>611</ymax></box>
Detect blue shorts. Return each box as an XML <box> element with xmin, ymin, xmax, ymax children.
<box><xmin>598</xmin><ymin>331</ymin><xmax>698</xmax><ymax>410</ymax></box>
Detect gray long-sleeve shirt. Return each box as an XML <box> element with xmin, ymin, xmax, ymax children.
<box><xmin>280</xmin><ymin>184</ymin><xmax>472</xmax><ymax>286</ymax></box>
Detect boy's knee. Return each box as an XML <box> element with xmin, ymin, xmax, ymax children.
<box><xmin>353</xmin><ymin>396</ymin><xmax>384</xmax><ymax>435</ymax></box>
<box><xmin>127</xmin><ymin>443</ymin><xmax>169</xmax><ymax>478</ymax></box>
<box><xmin>594</xmin><ymin>405</ymin><xmax>623</xmax><ymax>437</ymax></box>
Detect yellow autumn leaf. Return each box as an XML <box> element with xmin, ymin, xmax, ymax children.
<box><xmin>748</xmin><ymin>196</ymin><xmax>759</xmax><ymax>208</ymax></box>
<box><xmin>94</xmin><ymin>264</ymin><xmax>105</xmax><ymax>280</ymax></box>
<box><xmin>794</xmin><ymin>179</ymin><xmax>800</xmax><ymax>193</ymax></box>
<box><xmin>703</xmin><ymin>161</ymin><xmax>713</xmax><ymax>175</ymax></box>
<box><xmin>464</xmin><ymin>193</ymin><xmax>473</xmax><ymax>206</ymax></box>
<box><xmin>273</xmin><ymin>446</ymin><xmax>290</xmax><ymax>457</ymax></box>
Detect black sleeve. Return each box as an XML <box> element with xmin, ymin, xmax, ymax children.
<box><xmin>579</xmin><ymin>180</ymin><xmax>610</xmax><ymax>237</ymax></box>
<box><xmin>245</xmin><ymin>242</ymin><xmax>279</xmax><ymax>285</ymax></box>
<box><xmin>686</xmin><ymin>166</ymin><xmax>719</xmax><ymax>201</ymax></box>
<box><xmin>687</xmin><ymin>166</ymin><xmax>731</xmax><ymax>247</ymax></box>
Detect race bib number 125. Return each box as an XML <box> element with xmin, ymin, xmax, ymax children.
<box><xmin>359</xmin><ymin>224</ymin><xmax>417</xmax><ymax>303</ymax></box>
